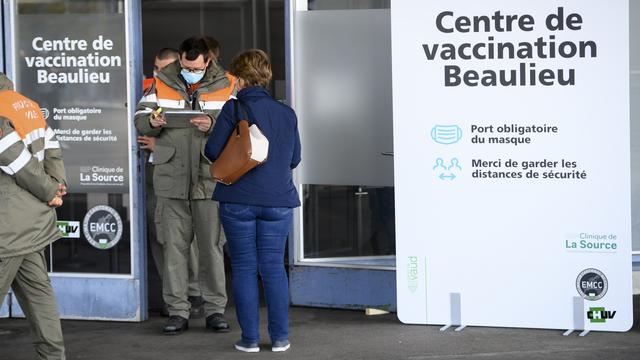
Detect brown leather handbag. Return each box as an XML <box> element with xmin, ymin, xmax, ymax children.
<box><xmin>209</xmin><ymin>100</ymin><xmax>268</xmax><ymax>185</ymax></box>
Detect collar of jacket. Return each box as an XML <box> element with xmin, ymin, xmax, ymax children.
<box><xmin>157</xmin><ymin>60</ymin><xmax>228</xmax><ymax>94</ymax></box>
<box><xmin>237</xmin><ymin>86</ymin><xmax>270</xmax><ymax>99</ymax></box>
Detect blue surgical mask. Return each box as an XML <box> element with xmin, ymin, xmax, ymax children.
<box><xmin>181</xmin><ymin>69</ymin><xmax>205</xmax><ymax>84</ymax></box>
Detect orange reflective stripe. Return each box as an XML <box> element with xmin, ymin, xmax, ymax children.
<box><xmin>154</xmin><ymin>74</ymin><xmax>235</xmax><ymax>109</ymax></box>
<box><xmin>200</xmin><ymin>74</ymin><xmax>236</xmax><ymax>101</ymax></box>
<box><xmin>0</xmin><ymin>90</ymin><xmax>46</xmax><ymax>138</ymax></box>
<box><xmin>155</xmin><ymin>80</ymin><xmax>184</xmax><ymax>101</ymax></box>
<box><xmin>142</xmin><ymin>77</ymin><xmax>154</xmax><ymax>93</ymax></box>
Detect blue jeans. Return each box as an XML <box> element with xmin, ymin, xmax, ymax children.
<box><xmin>220</xmin><ymin>203</ymin><xmax>292</xmax><ymax>343</ymax></box>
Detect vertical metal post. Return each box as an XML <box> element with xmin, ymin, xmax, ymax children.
<box><xmin>0</xmin><ymin>0</ymin><xmax>5</xmax><ymax>72</ymax></box>
<box><xmin>199</xmin><ymin>1</ymin><xmax>204</xmax><ymax>36</ymax></box>
<box><xmin>240</xmin><ymin>4</ymin><xmax>246</xmax><ymax>50</ymax></box>
<box><xmin>126</xmin><ymin>0</ymin><xmax>147</xmax><ymax>320</ymax></box>
<box><xmin>0</xmin><ymin>7</ymin><xmax>8</xmax><ymax>297</ymax></box>
<box><xmin>251</xmin><ymin>0</ymin><xmax>258</xmax><ymax>48</ymax></box>
<box><xmin>4</xmin><ymin>0</ymin><xmax>15</xmax><ymax>81</ymax></box>
<box><xmin>264</xmin><ymin>0</ymin><xmax>271</xmax><ymax>55</ymax></box>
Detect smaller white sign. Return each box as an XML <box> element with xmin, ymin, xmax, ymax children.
<box><xmin>57</xmin><ymin>220</ymin><xmax>81</xmax><ymax>238</ymax></box>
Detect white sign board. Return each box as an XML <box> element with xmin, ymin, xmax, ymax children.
<box><xmin>392</xmin><ymin>0</ymin><xmax>632</xmax><ymax>331</ymax></box>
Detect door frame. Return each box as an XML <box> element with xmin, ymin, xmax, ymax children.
<box><xmin>2</xmin><ymin>0</ymin><xmax>147</xmax><ymax>321</ymax></box>
<box><xmin>285</xmin><ymin>0</ymin><xmax>396</xmax><ymax>311</ymax></box>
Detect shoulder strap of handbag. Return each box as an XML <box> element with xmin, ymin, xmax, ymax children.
<box><xmin>237</xmin><ymin>98</ymin><xmax>258</xmax><ymax>126</ymax></box>
<box><xmin>233</xmin><ymin>99</ymin><xmax>242</xmax><ymax>124</ymax></box>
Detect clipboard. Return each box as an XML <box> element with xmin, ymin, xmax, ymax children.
<box><xmin>163</xmin><ymin>110</ymin><xmax>205</xmax><ymax>128</ymax></box>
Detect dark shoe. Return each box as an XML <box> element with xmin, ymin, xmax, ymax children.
<box><xmin>163</xmin><ymin>316</ymin><xmax>188</xmax><ymax>335</ymax></box>
<box><xmin>205</xmin><ymin>313</ymin><xmax>230</xmax><ymax>333</ymax></box>
<box><xmin>234</xmin><ymin>339</ymin><xmax>259</xmax><ymax>353</ymax></box>
<box><xmin>188</xmin><ymin>296</ymin><xmax>204</xmax><ymax>319</ymax></box>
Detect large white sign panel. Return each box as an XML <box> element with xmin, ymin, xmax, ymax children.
<box><xmin>392</xmin><ymin>0</ymin><xmax>632</xmax><ymax>331</ymax></box>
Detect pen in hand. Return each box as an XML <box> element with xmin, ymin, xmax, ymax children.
<box><xmin>149</xmin><ymin>107</ymin><xmax>166</xmax><ymax>128</ymax></box>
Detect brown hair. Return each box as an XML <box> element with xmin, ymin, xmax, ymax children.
<box><xmin>229</xmin><ymin>49</ymin><xmax>272</xmax><ymax>88</ymax></box>
<box><xmin>203</xmin><ymin>36</ymin><xmax>220</xmax><ymax>54</ymax></box>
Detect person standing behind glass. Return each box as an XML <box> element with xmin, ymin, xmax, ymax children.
<box><xmin>204</xmin><ymin>49</ymin><xmax>301</xmax><ymax>353</ymax></box>
<box><xmin>135</xmin><ymin>37</ymin><xmax>234</xmax><ymax>335</ymax></box>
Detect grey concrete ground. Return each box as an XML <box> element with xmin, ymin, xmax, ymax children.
<box><xmin>1</xmin><ymin>298</ymin><xmax>640</xmax><ymax>360</ymax></box>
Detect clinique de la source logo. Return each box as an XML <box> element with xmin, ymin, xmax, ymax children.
<box><xmin>408</xmin><ymin>256</ymin><xmax>419</xmax><ymax>293</ymax></box>
<box><xmin>576</xmin><ymin>268</ymin><xmax>608</xmax><ymax>301</ymax></box>
<box><xmin>80</xmin><ymin>166</ymin><xmax>125</xmax><ymax>185</ymax></box>
<box><xmin>587</xmin><ymin>307</ymin><xmax>616</xmax><ymax>323</ymax></box>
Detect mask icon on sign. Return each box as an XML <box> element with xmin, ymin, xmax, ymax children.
<box><xmin>431</xmin><ymin>125</ymin><xmax>462</xmax><ymax>145</ymax></box>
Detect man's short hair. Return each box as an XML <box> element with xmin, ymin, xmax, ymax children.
<box><xmin>179</xmin><ymin>37</ymin><xmax>210</xmax><ymax>61</ymax></box>
<box><xmin>229</xmin><ymin>49</ymin><xmax>272</xmax><ymax>88</ymax></box>
<box><xmin>156</xmin><ymin>48</ymin><xmax>179</xmax><ymax>61</ymax></box>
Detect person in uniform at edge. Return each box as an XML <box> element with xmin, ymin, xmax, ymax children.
<box><xmin>0</xmin><ymin>72</ymin><xmax>68</xmax><ymax>359</ymax></box>
<box><xmin>203</xmin><ymin>36</ymin><xmax>221</xmax><ymax>65</ymax></box>
<box><xmin>205</xmin><ymin>49</ymin><xmax>301</xmax><ymax>353</ymax></box>
<box><xmin>134</xmin><ymin>36</ymin><xmax>235</xmax><ymax>335</ymax></box>
<box><xmin>138</xmin><ymin>47</ymin><xmax>205</xmax><ymax>318</ymax></box>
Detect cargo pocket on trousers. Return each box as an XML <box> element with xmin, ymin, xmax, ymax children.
<box><xmin>152</xmin><ymin>145</ymin><xmax>176</xmax><ymax>191</ymax></box>
<box><xmin>153</xmin><ymin>200</ymin><xmax>166</xmax><ymax>245</ymax></box>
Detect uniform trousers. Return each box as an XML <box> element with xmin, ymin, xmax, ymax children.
<box><xmin>155</xmin><ymin>196</ymin><xmax>227</xmax><ymax>319</ymax></box>
<box><xmin>146</xmin><ymin>169</ymin><xmax>201</xmax><ymax>297</ymax></box>
<box><xmin>0</xmin><ymin>250</ymin><xmax>65</xmax><ymax>360</ymax></box>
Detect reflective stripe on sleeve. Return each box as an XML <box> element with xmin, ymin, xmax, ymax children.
<box><xmin>0</xmin><ymin>131</ymin><xmax>21</xmax><ymax>153</ymax></box>
<box><xmin>35</xmin><ymin>149</ymin><xmax>45</xmax><ymax>161</ymax></box>
<box><xmin>157</xmin><ymin>99</ymin><xmax>186</xmax><ymax>109</ymax></box>
<box><xmin>44</xmin><ymin>127</ymin><xmax>60</xmax><ymax>149</ymax></box>
<box><xmin>199</xmin><ymin>100</ymin><xmax>226</xmax><ymax>110</ymax></box>
<box><xmin>45</xmin><ymin>127</ymin><xmax>55</xmax><ymax>140</ymax></box>
<box><xmin>0</xmin><ymin>148</ymin><xmax>31</xmax><ymax>175</ymax></box>
<box><xmin>140</xmin><ymin>93</ymin><xmax>158</xmax><ymax>103</ymax></box>
<box><xmin>44</xmin><ymin>140</ymin><xmax>60</xmax><ymax>149</ymax></box>
<box><xmin>135</xmin><ymin>108</ymin><xmax>153</xmax><ymax>116</ymax></box>
<box><xmin>22</xmin><ymin>128</ymin><xmax>46</xmax><ymax>146</ymax></box>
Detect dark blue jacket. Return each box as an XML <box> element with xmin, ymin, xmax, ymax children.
<box><xmin>204</xmin><ymin>86</ymin><xmax>301</xmax><ymax>207</ymax></box>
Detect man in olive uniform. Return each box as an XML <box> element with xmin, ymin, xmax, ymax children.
<box><xmin>0</xmin><ymin>72</ymin><xmax>67</xmax><ymax>359</ymax></box>
<box><xmin>139</xmin><ymin>48</ymin><xmax>205</xmax><ymax>317</ymax></box>
<box><xmin>134</xmin><ymin>37</ymin><xmax>235</xmax><ymax>334</ymax></box>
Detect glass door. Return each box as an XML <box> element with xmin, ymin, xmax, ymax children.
<box><xmin>0</xmin><ymin>0</ymin><xmax>9</xmax><ymax>320</ymax></box>
<box><xmin>4</xmin><ymin>0</ymin><xmax>146</xmax><ymax>321</ymax></box>
<box><xmin>287</xmin><ymin>1</ymin><xmax>397</xmax><ymax>310</ymax></box>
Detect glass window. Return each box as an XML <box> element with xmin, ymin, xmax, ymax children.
<box><xmin>13</xmin><ymin>0</ymin><xmax>132</xmax><ymax>274</ymax></box>
<box><xmin>303</xmin><ymin>185</ymin><xmax>395</xmax><ymax>259</ymax></box>
<box><xmin>294</xmin><ymin>9</ymin><xmax>395</xmax><ymax>265</ymax></box>
<box><xmin>141</xmin><ymin>0</ymin><xmax>286</xmax><ymax>100</ymax></box>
